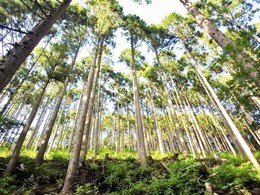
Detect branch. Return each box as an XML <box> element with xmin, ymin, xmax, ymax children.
<box><xmin>42</xmin><ymin>0</ymin><xmax>55</xmax><ymax>12</ymax></box>
<box><xmin>20</xmin><ymin>0</ymin><xmax>44</xmax><ymax>19</ymax></box>
<box><xmin>34</xmin><ymin>0</ymin><xmax>47</xmax><ymax>16</ymax></box>
<box><xmin>0</xmin><ymin>24</ymin><xmax>28</xmax><ymax>34</ymax></box>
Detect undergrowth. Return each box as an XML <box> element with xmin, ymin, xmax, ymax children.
<box><xmin>0</xmin><ymin>147</ymin><xmax>259</xmax><ymax>194</ymax></box>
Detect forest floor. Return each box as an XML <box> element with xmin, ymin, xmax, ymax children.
<box><xmin>0</xmin><ymin>148</ymin><xmax>260</xmax><ymax>194</ymax></box>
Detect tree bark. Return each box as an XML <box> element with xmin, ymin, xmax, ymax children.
<box><xmin>0</xmin><ymin>0</ymin><xmax>72</xmax><ymax>92</ymax></box>
<box><xmin>4</xmin><ymin>79</ymin><xmax>49</xmax><ymax>176</ymax></box>
<box><xmin>193</xmin><ymin>60</ymin><xmax>259</xmax><ymax>169</ymax></box>
<box><xmin>35</xmin><ymin>81</ymin><xmax>67</xmax><ymax>164</ymax></box>
<box><xmin>26</xmin><ymin>93</ymin><xmax>52</xmax><ymax>149</ymax></box>
<box><xmin>79</xmin><ymin>44</ymin><xmax>103</xmax><ymax>164</ymax></box>
<box><xmin>61</xmin><ymin>48</ymin><xmax>98</xmax><ymax>194</ymax></box>
<box><xmin>180</xmin><ymin>0</ymin><xmax>260</xmax><ymax>86</ymax></box>
<box><xmin>147</xmin><ymin>81</ymin><xmax>165</xmax><ymax>155</ymax></box>
<box><xmin>160</xmin><ymin>72</ymin><xmax>188</xmax><ymax>153</ymax></box>
<box><xmin>130</xmin><ymin>47</ymin><xmax>147</xmax><ymax>165</ymax></box>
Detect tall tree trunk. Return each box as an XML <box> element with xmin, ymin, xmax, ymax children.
<box><xmin>93</xmin><ymin>106</ymin><xmax>101</xmax><ymax>159</ymax></box>
<box><xmin>34</xmin><ymin>107</ymin><xmax>53</xmax><ymax>151</ymax></box>
<box><xmin>163</xmin><ymin>108</ymin><xmax>176</xmax><ymax>152</ymax></box>
<box><xmin>160</xmin><ymin>72</ymin><xmax>188</xmax><ymax>153</ymax></box>
<box><xmin>191</xmin><ymin>58</ymin><xmax>259</xmax><ymax>169</ymax></box>
<box><xmin>172</xmin><ymin>83</ymin><xmax>196</xmax><ymax>157</ymax></box>
<box><xmin>182</xmin><ymin>90</ymin><xmax>210</xmax><ymax>152</ymax></box>
<box><xmin>180</xmin><ymin>0</ymin><xmax>260</xmax><ymax>86</ymax></box>
<box><xmin>47</xmin><ymin>103</ymin><xmax>66</xmax><ymax>155</ymax></box>
<box><xmin>35</xmin><ymin>38</ymin><xmax>82</xmax><ymax>164</ymax></box>
<box><xmin>147</xmin><ymin>81</ymin><xmax>165</xmax><ymax>155</ymax></box>
<box><xmin>61</xmin><ymin>46</ymin><xmax>99</xmax><ymax>194</ymax></box>
<box><xmin>79</xmin><ymin>44</ymin><xmax>103</xmax><ymax>164</ymax></box>
<box><xmin>35</xmin><ymin>81</ymin><xmax>68</xmax><ymax>164</ymax></box>
<box><xmin>130</xmin><ymin>47</ymin><xmax>147</xmax><ymax>165</ymax></box>
<box><xmin>26</xmin><ymin>93</ymin><xmax>52</xmax><ymax>149</ymax></box>
<box><xmin>0</xmin><ymin>0</ymin><xmax>72</xmax><ymax>92</ymax></box>
<box><xmin>4</xmin><ymin>79</ymin><xmax>49</xmax><ymax>176</ymax></box>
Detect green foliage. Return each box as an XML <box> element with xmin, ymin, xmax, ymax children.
<box><xmin>166</xmin><ymin>159</ymin><xmax>206</xmax><ymax>194</ymax></box>
<box><xmin>34</xmin><ymin>161</ymin><xmax>67</xmax><ymax>181</ymax></box>
<box><xmin>0</xmin><ymin>146</ymin><xmax>11</xmax><ymax>157</ymax></box>
<box><xmin>75</xmin><ymin>183</ymin><xmax>98</xmax><ymax>195</ymax></box>
<box><xmin>219</xmin><ymin>152</ymin><xmax>246</xmax><ymax>166</ymax></box>
<box><xmin>0</xmin><ymin>147</ymin><xmax>259</xmax><ymax>194</ymax></box>
<box><xmin>151</xmin><ymin>150</ymin><xmax>164</xmax><ymax>160</ymax></box>
<box><xmin>20</xmin><ymin>148</ymin><xmax>37</xmax><ymax>159</ymax></box>
<box><xmin>0</xmin><ymin>115</ymin><xmax>23</xmax><ymax>133</ymax></box>
<box><xmin>48</xmin><ymin>149</ymin><xmax>70</xmax><ymax>160</ymax></box>
<box><xmin>0</xmin><ymin>176</ymin><xmax>16</xmax><ymax>195</ymax></box>
<box><xmin>210</xmin><ymin>162</ymin><xmax>260</xmax><ymax>193</ymax></box>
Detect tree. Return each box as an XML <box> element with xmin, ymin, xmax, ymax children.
<box><xmin>4</xmin><ymin>78</ymin><xmax>49</xmax><ymax>176</ymax></box>
<box><xmin>0</xmin><ymin>0</ymin><xmax>72</xmax><ymax>92</ymax></box>
<box><xmin>119</xmin><ymin>48</ymin><xmax>148</xmax><ymax>165</ymax></box>
<box><xmin>179</xmin><ymin>0</ymin><xmax>259</xmax><ymax>86</ymax></box>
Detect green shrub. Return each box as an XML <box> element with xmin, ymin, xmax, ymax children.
<box><xmin>219</xmin><ymin>152</ymin><xmax>246</xmax><ymax>166</ymax></box>
<box><xmin>210</xmin><ymin>162</ymin><xmax>260</xmax><ymax>193</ymax></box>
<box><xmin>167</xmin><ymin>159</ymin><xmax>206</xmax><ymax>194</ymax></box>
<box><xmin>48</xmin><ymin>149</ymin><xmax>70</xmax><ymax>160</ymax></box>
<box><xmin>121</xmin><ymin>180</ymin><xmax>149</xmax><ymax>194</ymax></box>
<box><xmin>20</xmin><ymin>148</ymin><xmax>37</xmax><ymax>159</ymax></box>
<box><xmin>75</xmin><ymin>183</ymin><xmax>98</xmax><ymax>195</ymax></box>
<box><xmin>0</xmin><ymin>176</ymin><xmax>16</xmax><ymax>195</ymax></box>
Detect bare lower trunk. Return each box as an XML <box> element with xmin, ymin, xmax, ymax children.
<box><xmin>4</xmin><ymin>79</ymin><xmax>49</xmax><ymax>176</ymax></box>
<box><xmin>61</xmin><ymin>49</ymin><xmax>98</xmax><ymax>194</ymax></box>
<box><xmin>147</xmin><ymin>81</ymin><xmax>164</xmax><ymax>155</ymax></box>
<box><xmin>195</xmin><ymin>62</ymin><xmax>259</xmax><ymax>169</ymax></box>
<box><xmin>131</xmin><ymin>48</ymin><xmax>147</xmax><ymax>165</ymax></box>
<box><xmin>26</xmin><ymin>94</ymin><xmax>52</xmax><ymax>149</ymax></box>
<box><xmin>79</xmin><ymin>41</ymin><xmax>103</xmax><ymax>164</ymax></box>
<box><xmin>35</xmin><ymin>79</ymin><xmax>68</xmax><ymax>164</ymax></box>
<box><xmin>160</xmin><ymin>72</ymin><xmax>188</xmax><ymax>153</ymax></box>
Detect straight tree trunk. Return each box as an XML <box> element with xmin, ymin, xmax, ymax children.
<box><xmin>172</xmin><ymin>83</ymin><xmax>196</xmax><ymax>157</ymax></box>
<box><xmin>26</xmin><ymin>93</ymin><xmax>52</xmax><ymax>149</ymax></box>
<box><xmin>47</xmin><ymin>103</ymin><xmax>66</xmax><ymax>155</ymax></box>
<box><xmin>160</xmin><ymin>72</ymin><xmax>188</xmax><ymax>153</ymax></box>
<box><xmin>4</xmin><ymin>79</ymin><xmax>49</xmax><ymax>176</ymax></box>
<box><xmin>180</xmin><ymin>0</ymin><xmax>260</xmax><ymax>86</ymax></box>
<box><xmin>35</xmin><ymin>80</ymin><xmax>68</xmax><ymax>164</ymax></box>
<box><xmin>35</xmin><ymin>38</ymin><xmax>82</xmax><ymax>164</ymax></box>
<box><xmin>130</xmin><ymin>47</ymin><xmax>147</xmax><ymax>165</ymax></box>
<box><xmin>34</xmin><ymin>107</ymin><xmax>53</xmax><ymax>151</ymax></box>
<box><xmin>61</xmin><ymin>47</ymin><xmax>99</xmax><ymax>194</ymax></box>
<box><xmin>147</xmin><ymin>81</ymin><xmax>165</xmax><ymax>155</ymax></box>
<box><xmin>192</xmin><ymin>58</ymin><xmax>259</xmax><ymax>169</ymax></box>
<box><xmin>0</xmin><ymin>0</ymin><xmax>72</xmax><ymax>92</ymax></box>
<box><xmin>163</xmin><ymin>108</ymin><xmax>176</xmax><ymax>152</ymax></box>
<box><xmin>93</xmin><ymin>76</ymin><xmax>103</xmax><ymax>159</ymax></box>
<box><xmin>79</xmin><ymin>45</ymin><xmax>103</xmax><ymax>164</ymax></box>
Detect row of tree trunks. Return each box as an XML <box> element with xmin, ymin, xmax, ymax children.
<box><xmin>61</xmin><ymin>51</ymin><xmax>98</xmax><ymax>194</ymax></box>
<box><xmin>188</xmin><ymin>54</ymin><xmax>259</xmax><ymax>169</ymax></box>
<box><xmin>79</xmin><ymin>40</ymin><xmax>104</xmax><ymax>164</ymax></box>
<box><xmin>4</xmin><ymin>78</ymin><xmax>50</xmax><ymax>176</ymax></box>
